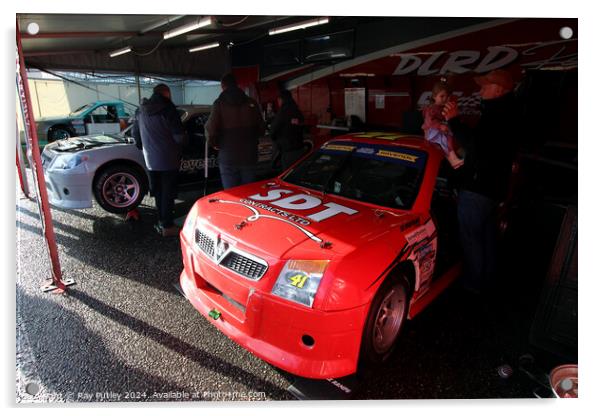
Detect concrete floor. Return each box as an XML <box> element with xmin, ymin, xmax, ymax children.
<box><xmin>16</xmin><ymin>171</ymin><xmax>554</xmax><ymax>402</ymax></box>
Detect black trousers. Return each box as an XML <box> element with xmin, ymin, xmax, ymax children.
<box><xmin>148</xmin><ymin>170</ymin><xmax>178</xmax><ymax>228</ymax></box>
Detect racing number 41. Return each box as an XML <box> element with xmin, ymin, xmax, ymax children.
<box><xmin>289</xmin><ymin>273</ymin><xmax>308</xmax><ymax>288</ymax></box>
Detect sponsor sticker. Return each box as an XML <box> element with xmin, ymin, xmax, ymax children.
<box><xmin>405</xmin><ymin>220</ymin><xmax>436</xmax><ymax>244</ymax></box>
<box><xmin>375</xmin><ymin>150</ymin><xmax>419</xmax><ymax>163</ymax></box>
<box><xmin>241</xmin><ymin>198</ymin><xmax>312</xmax><ymax>226</ymax></box>
<box><xmin>416</xmin><ymin>241</ymin><xmax>436</xmax><ymax>281</ymax></box>
<box><xmin>180</xmin><ymin>157</ymin><xmax>218</xmax><ymax>173</ymax></box>
<box><xmin>321</xmin><ymin>141</ymin><xmax>426</xmax><ymax>169</ymax></box>
<box><xmin>288</xmin><ymin>272</ymin><xmax>309</xmax><ymax>289</ymax></box>
<box><xmin>322</xmin><ymin>144</ymin><xmax>356</xmax><ymax>152</ymax></box>
<box><xmin>352</xmin><ymin>132</ymin><xmax>387</xmax><ymax>138</ymax></box>
<box><xmin>353</xmin><ymin>132</ymin><xmax>405</xmax><ymax>140</ymax></box>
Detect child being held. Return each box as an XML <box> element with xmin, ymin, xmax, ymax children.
<box><xmin>422</xmin><ymin>82</ymin><xmax>464</xmax><ymax>169</ymax></box>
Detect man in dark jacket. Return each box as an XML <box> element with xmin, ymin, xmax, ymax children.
<box><xmin>205</xmin><ymin>73</ymin><xmax>265</xmax><ymax>189</ymax></box>
<box><xmin>132</xmin><ymin>83</ymin><xmax>186</xmax><ymax>237</ymax></box>
<box><xmin>270</xmin><ymin>89</ymin><xmax>305</xmax><ymax>171</ymax></box>
<box><xmin>443</xmin><ymin>69</ymin><xmax>520</xmax><ymax>294</ymax></box>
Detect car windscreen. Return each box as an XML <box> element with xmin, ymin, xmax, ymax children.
<box><xmin>282</xmin><ymin>142</ymin><xmax>427</xmax><ymax>210</ymax></box>
<box><xmin>69</xmin><ymin>103</ymin><xmax>94</xmax><ymax>117</ymax></box>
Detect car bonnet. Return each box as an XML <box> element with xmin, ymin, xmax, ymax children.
<box><xmin>194</xmin><ymin>180</ymin><xmax>414</xmax><ymax>260</ymax></box>
<box><xmin>47</xmin><ymin>135</ymin><xmax>126</xmax><ymax>153</ymax></box>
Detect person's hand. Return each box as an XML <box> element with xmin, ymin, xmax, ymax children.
<box><xmin>442</xmin><ymin>101</ymin><xmax>459</xmax><ymax>120</ymax></box>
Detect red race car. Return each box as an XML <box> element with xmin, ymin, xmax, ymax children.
<box><xmin>179</xmin><ymin>132</ymin><xmax>462</xmax><ymax>379</ymax></box>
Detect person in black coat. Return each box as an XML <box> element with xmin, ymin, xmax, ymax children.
<box><xmin>205</xmin><ymin>73</ymin><xmax>265</xmax><ymax>189</ymax></box>
<box><xmin>443</xmin><ymin>69</ymin><xmax>520</xmax><ymax>295</ymax></box>
<box><xmin>270</xmin><ymin>89</ymin><xmax>305</xmax><ymax>171</ymax></box>
<box><xmin>131</xmin><ymin>83</ymin><xmax>186</xmax><ymax>237</ymax></box>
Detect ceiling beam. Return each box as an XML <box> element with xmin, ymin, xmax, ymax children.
<box><xmin>20</xmin><ymin>28</ymin><xmax>255</xmax><ymax>39</ymax></box>
<box><xmin>21</xmin><ymin>31</ymin><xmax>138</xmax><ymax>39</ymax></box>
<box><xmin>24</xmin><ymin>50</ymin><xmax>94</xmax><ymax>57</ymax></box>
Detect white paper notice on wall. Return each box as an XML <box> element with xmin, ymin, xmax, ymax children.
<box><xmin>375</xmin><ymin>95</ymin><xmax>385</xmax><ymax>109</ymax></box>
<box><xmin>344</xmin><ymin>88</ymin><xmax>366</xmax><ymax>122</ymax></box>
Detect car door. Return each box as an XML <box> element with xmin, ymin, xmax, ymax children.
<box><xmin>84</xmin><ymin>104</ymin><xmax>121</xmax><ymax>135</ymax></box>
<box><xmin>177</xmin><ymin>112</ymin><xmax>219</xmax><ymax>186</ymax></box>
<box><xmin>429</xmin><ymin>161</ymin><xmax>461</xmax><ymax>275</ymax></box>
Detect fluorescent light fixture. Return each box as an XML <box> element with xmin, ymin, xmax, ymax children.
<box><xmin>109</xmin><ymin>46</ymin><xmax>132</xmax><ymax>58</ymax></box>
<box><xmin>163</xmin><ymin>16</ymin><xmax>213</xmax><ymax>39</ymax></box>
<box><xmin>189</xmin><ymin>42</ymin><xmax>220</xmax><ymax>53</ymax></box>
<box><xmin>269</xmin><ymin>17</ymin><xmax>329</xmax><ymax>36</ymax></box>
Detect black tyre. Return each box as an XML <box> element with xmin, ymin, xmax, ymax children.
<box><xmin>360</xmin><ymin>275</ymin><xmax>411</xmax><ymax>365</ymax></box>
<box><xmin>93</xmin><ymin>164</ymin><xmax>148</xmax><ymax>214</ymax></box>
<box><xmin>48</xmin><ymin>126</ymin><xmax>71</xmax><ymax>143</ymax></box>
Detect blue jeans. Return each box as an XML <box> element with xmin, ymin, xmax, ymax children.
<box><xmin>457</xmin><ymin>190</ymin><xmax>498</xmax><ymax>293</ymax></box>
<box><xmin>219</xmin><ymin>163</ymin><xmax>256</xmax><ymax>190</ymax></box>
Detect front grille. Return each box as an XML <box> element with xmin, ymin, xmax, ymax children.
<box><xmin>221</xmin><ymin>252</ymin><xmax>267</xmax><ymax>280</ymax></box>
<box><xmin>194</xmin><ymin>226</ymin><xmax>269</xmax><ymax>281</ymax></box>
<box><xmin>195</xmin><ymin>229</ymin><xmax>214</xmax><ymax>258</ymax></box>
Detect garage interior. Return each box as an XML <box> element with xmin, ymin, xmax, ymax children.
<box><xmin>16</xmin><ymin>14</ymin><xmax>577</xmax><ymax>401</ymax></box>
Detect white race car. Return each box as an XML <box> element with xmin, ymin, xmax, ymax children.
<box><xmin>40</xmin><ymin>105</ymin><xmax>279</xmax><ymax>214</ymax></box>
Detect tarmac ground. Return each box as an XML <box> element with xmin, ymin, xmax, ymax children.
<box><xmin>16</xmin><ymin>170</ymin><xmax>567</xmax><ymax>402</ymax></box>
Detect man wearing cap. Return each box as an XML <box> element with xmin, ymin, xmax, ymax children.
<box><xmin>205</xmin><ymin>73</ymin><xmax>265</xmax><ymax>189</ymax></box>
<box><xmin>443</xmin><ymin>69</ymin><xmax>520</xmax><ymax>295</ymax></box>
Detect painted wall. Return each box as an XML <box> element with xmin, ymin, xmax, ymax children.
<box><xmin>183</xmin><ymin>84</ymin><xmax>221</xmax><ymax>105</ymax></box>
<box><xmin>16</xmin><ymin>80</ymin><xmax>222</xmax><ymax>140</ymax></box>
<box><xmin>251</xmin><ymin>18</ymin><xmax>577</xmax><ymax>147</ymax></box>
<box><xmin>25</xmin><ymin>79</ymin><xmax>152</xmax><ymax>119</ymax></box>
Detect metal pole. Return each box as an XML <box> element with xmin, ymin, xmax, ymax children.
<box><xmin>16</xmin><ymin>19</ymin><xmax>75</xmax><ymax>293</ymax></box>
<box><xmin>135</xmin><ymin>73</ymin><xmax>141</xmax><ymax>105</ymax></box>
<box><xmin>16</xmin><ymin>117</ymin><xmax>30</xmax><ymax>197</ymax></box>
<box><xmin>203</xmin><ymin>131</ymin><xmax>209</xmax><ymax>197</ymax></box>
<box><xmin>204</xmin><ymin>136</ymin><xmax>209</xmax><ymax>180</ymax></box>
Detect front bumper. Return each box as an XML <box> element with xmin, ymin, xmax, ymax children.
<box><xmin>43</xmin><ymin>168</ymin><xmax>93</xmax><ymax>209</ymax></box>
<box><xmin>179</xmin><ymin>236</ymin><xmax>369</xmax><ymax>379</ymax></box>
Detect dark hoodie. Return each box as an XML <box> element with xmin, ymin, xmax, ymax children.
<box><xmin>448</xmin><ymin>92</ymin><xmax>520</xmax><ymax>202</ymax></box>
<box><xmin>132</xmin><ymin>93</ymin><xmax>186</xmax><ymax>171</ymax></box>
<box><xmin>205</xmin><ymin>86</ymin><xmax>265</xmax><ymax>166</ymax></box>
<box><xmin>270</xmin><ymin>95</ymin><xmax>304</xmax><ymax>152</ymax></box>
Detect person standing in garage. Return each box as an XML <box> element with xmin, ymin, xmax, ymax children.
<box><xmin>270</xmin><ymin>89</ymin><xmax>305</xmax><ymax>171</ymax></box>
<box><xmin>443</xmin><ymin>69</ymin><xmax>520</xmax><ymax>295</ymax></box>
<box><xmin>205</xmin><ymin>73</ymin><xmax>265</xmax><ymax>189</ymax></box>
<box><xmin>132</xmin><ymin>83</ymin><xmax>186</xmax><ymax>237</ymax></box>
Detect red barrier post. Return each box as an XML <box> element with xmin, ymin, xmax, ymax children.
<box><xmin>16</xmin><ymin>19</ymin><xmax>75</xmax><ymax>293</ymax></box>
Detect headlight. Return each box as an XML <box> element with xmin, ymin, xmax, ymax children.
<box><xmin>50</xmin><ymin>154</ymin><xmax>87</xmax><ymax>170</ymax></box>
<box><xmin>271</xmin><ymin>260</ymin><xmax>329</xmax><ymax>307</ymax></box>
<box><xmin>183</xmin><ymin>203</ymin><xmax>199</xmax><ymax>241</ymax></box>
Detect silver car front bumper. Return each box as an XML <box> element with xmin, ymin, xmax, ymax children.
<box><xmin>43</xmin><ymin>169</ymin><xmax>94</xmax><ymax>210</ymax></box>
